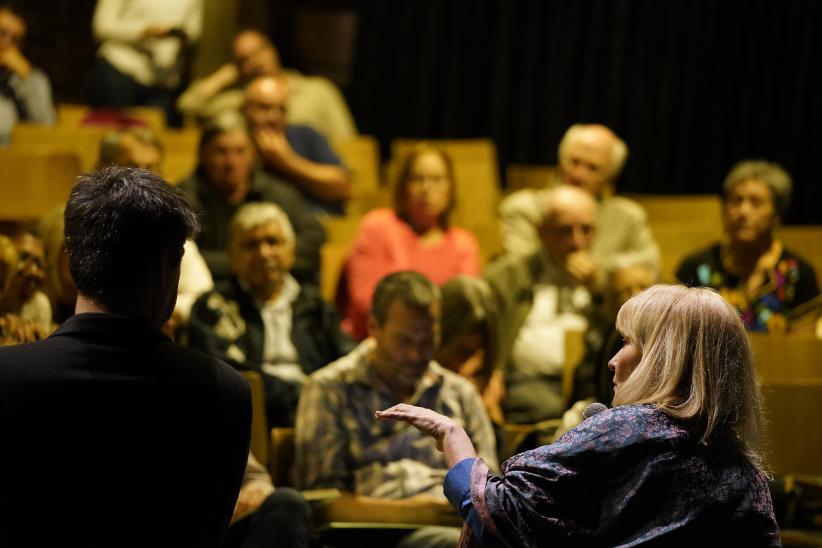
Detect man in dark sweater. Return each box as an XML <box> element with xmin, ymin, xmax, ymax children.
<box><xmin>178</xmin><ymin>111</ymin><xmax>326</xmax><ymax>285</ymax></box>
<box><xmin>0</xmin><ymin>167</ymin><xmax>251</xmax><ymax>546</ymax></box>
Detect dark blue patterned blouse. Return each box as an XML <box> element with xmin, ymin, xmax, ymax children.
<box><xmin>445</xmin><ymin>404</ymin><xmax>781</xmax><ymax>547</ymax></box>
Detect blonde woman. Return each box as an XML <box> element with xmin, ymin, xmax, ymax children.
<box><xmin>378</xmin><ymin>285</ymin><xmax>779</xmax><ymax>547</ymax></box>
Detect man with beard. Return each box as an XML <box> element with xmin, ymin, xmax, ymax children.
<box><xmin>294</xmin><ymin>271</ymin><xmax>497</xmax><ymax>548</ymax></box>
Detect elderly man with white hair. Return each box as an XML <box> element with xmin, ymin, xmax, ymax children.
<box><xmin>500</xmin><ymin>124</ymin><xmax>659</xmax><ymax>290</ymax></box>
<box><xmin>487</xmin><ymin>185</ymin><xmax>603</xmax><ymax>424</ymax></box>
<box><xmin>187</xmin><ymin>202</ymin><xmax>353</xmax><ymax>427</ymax></box>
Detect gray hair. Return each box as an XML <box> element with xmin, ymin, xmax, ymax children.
<box><xmin>199</xmin><ymin>111</ymin><xmax>250</xmax><ymax>152</ymax></box>
<box><xmin>371</xmin><ymin>271</ymin><xmax>440</xmax><ymax>326</ymax></box>
<box><xmin>558</xmin><ymin>124</ymin><xmax>629</xmax><ymax>179</ymax></box>
<box><xmin>722</xmin><ymin>160</ymin><xmax>793</xmax><ymax>216</ymax></box>
<box><xmin>228</xmin><ymin>202</ymin><xmax>295</xmax><ymax>249</ymax></box>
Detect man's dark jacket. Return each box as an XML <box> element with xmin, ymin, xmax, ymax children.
<box><xmin>187</xmin><ymin>278</ymin><xmax>354</xmax><ymax>425</ymax></box>
<box><xmin>0</xmin><ymin>313</ymin><xmax>251</xmax><ymax>547</ymax></box>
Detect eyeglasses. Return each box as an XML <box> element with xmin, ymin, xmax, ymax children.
<box><xmin>406</xmin><ymin>174</ymin><xmax>450</xmax><ymax>190</ymax></box>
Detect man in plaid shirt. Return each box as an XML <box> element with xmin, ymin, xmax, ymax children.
<box><xmin>295</xmin><ymin>271</ymin><xmax>497</xmax><ymax>500</ymax></box>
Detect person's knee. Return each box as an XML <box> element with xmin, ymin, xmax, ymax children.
<box><xmin>258</xmin><ymin>487</ymin><xmax>310</xmax><ymax>520</ymax></box>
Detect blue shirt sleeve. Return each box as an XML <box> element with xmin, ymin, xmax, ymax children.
<box><xmin>444</xmin><ymin>458</ymin><xmax>506</xmax><ymax>548</ymax></box>
<box><xmin>285</xmin><ymin>124</ymin><xmax>343</xmax><ymax>167</ymax></box>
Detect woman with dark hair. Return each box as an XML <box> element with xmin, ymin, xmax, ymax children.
<box><xmin>378</xmin><ymin>285</ymin><xmax>780</xmax><ymax>547</ymax></box>
<box><xmin>437</xmin><ymin>276</ymin><xmax>504</xmax><ymax>424</ymax></box>
<box><xmin>677</xmin><ymin>160</ymin><xmax>819</xmax><ymax>332</ymax></box>
<box><xmin>342</xmin><ymin>144</ymin><xmax>480</xmax><ymax>340</ymax></box>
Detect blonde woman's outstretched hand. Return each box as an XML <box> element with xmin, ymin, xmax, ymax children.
<box><xmin>376</xmin><ymin>403</ymin><xmax>478</xmax><ymax>467</ymax></box>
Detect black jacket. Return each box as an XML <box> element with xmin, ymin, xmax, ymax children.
<box><xmin>187</xmin><ymin>278</ymin><xmax>355</xmax><ymax>425</ymax></box>
<box><xmin>0</xmin><ymin>313</ymin><xmax>251</xmax><ymax>547</ymax></box>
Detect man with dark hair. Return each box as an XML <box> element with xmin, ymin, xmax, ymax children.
<box><xmin>178</xmin><ymin>111</ymin><xmax>325</xmax><ymax>285</ymax></box>
<box><xmin>294</xmin><ymin>271</ymin><xmax>496</xmax><ymax>547</ymax></box>
<box><xmin>0</xmin><ymin>167</ymin><xmax>251</xmax><ymax>547</ymax></box>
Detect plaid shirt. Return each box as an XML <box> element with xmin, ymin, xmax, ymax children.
<box><xmin>294</xmin><ymin>339</ymin><xmax>498</xmax><ymax>499</ymax></box>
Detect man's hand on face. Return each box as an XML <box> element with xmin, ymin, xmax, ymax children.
<box><xmin>565</xmin><ymin>250</ymin><xmax>601</xmax><ymax>289</ymax></box>
<box><xmin>141</xmin><ymin>25</ymin><xmax>173</xmax><ymax>40</ymax></box>
<box><xmin>0</xmin><ymin>46</ymin><xmax>30</xmax><ymax>78</ymax></box>
<box><xmin>253</xmin><ymin>128</ymin><xmax>294</xmax><ymax>171</ymax></box>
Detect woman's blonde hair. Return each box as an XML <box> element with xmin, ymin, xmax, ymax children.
<box><xmin>393</xmin><ymin>143</ymin><xmax>456</xmax><ymax>228</ymax></box>
<box><xmin>613</xmin><ymin>285</ymin><xmax>765</xmax><ymax>469</ymax></box>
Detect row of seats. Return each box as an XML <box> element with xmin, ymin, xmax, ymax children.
<box><xmin>3</xmin><ymin>122</ymin><xmax>821</xmax><ymax>300</ymax></box>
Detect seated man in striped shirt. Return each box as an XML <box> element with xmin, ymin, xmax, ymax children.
<box><xmin>294</xmin><ymin>271</ymin><xmax>498</xmax><ymax>548</ymax></box>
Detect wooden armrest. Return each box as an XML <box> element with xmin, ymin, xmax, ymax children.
<box><xmin>313</xmin><ymin>492</ymin><xmax>462</xmax><ymax>528</ymax></box>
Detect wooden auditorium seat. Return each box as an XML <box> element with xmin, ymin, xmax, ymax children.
<box><xmin>749</xmin><ymin>333</ymin><xmax>822</xmax><ymax>475</ymax></box>
<box><xmin>776</xmin><ymin>226</ymin><xmax>822</xmax><ymax>282</ymax></box>
<box><xmin>269</xmin><ymin>427</ymin><xmax>295</xmax><ymax>487</ymax></box>
<box><xmin>331</xmin><ymin>135</ymin><xmax>381</xmax><ymax>216</ymax></box>
<box><xmin>160</xmin><ymin>127</ymin><xmax>200</xmax><ymax>184</ymax></box>
<box><xmin>11</xmin><ymin>124</ymin><xmax>105</xmax><ymax>172</ymax></box>
<box><xmin>624</xmin><ymin>194</ymin><xmax>723</xmax><ymax>282</ymax></box>
<box><xmin>56</xmin><ymin>103</ymin><xmax>166</xmax><ymax>133</ymax></box>
<box><xmin>0</xmin><ymin>148</ymin><xmax>81</xmax><ymax>221</ymax></box>
<box><xmin>505</xmin><ymin>163</ymin><xmax>557</xmax><ymax>193</ymax></box>
<box><xmin>239</xmin><ymin>370</ymin><xmax>270</xmax><ymax>468</ymax></box>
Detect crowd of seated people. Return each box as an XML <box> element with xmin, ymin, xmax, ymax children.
<box><xmin>1</xmin><ymin>2</ymin><xmax>821</xmax><ymax>544</ymax></box>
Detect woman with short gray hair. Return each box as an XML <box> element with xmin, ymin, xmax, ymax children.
<box><xmin>676</xmin><ymin>160</ymin><xmax>819</xmax><ymax>332</ymax></box>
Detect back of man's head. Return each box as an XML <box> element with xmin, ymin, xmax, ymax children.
<box><xmin>64</xmin><ymin>167</ymin><xmax>199</xmax><ymax>308</ymax></box>
<box><xmin>371</xmin><ymin>271</ymin><xmax>441</xmax><ymax>326</ymax></box>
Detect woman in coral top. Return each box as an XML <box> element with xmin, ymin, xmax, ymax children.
<box><xmin>342</xmin><ymin>144</ymin><xmax>481</xmax><ymax>339</ymax></box>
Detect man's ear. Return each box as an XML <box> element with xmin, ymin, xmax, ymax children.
<box><xmin>156</xmin><ymin>245</ymin><xmax>183</xmax><ymax>289</ymax></box>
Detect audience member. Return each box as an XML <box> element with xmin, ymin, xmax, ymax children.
<box><xmin>377</xmin><ymin>285</ymin><xmax>780</xmax><ymax>547</ymax></box>
<box><xmin>178</xmin><ymin>111</ymin><xmax>325</xmax><ymax>285</ymax></box>
<box><xmin>342</xmin><ymin>144</ymin><xmax>480</xmax><ymax>340</ymax></box>
<box><xmin>223</xmin><ymin>452</ymin><xmax>312</xmax><ymax>548</ymax></box>
<box><xmin>499</xmin><ymin>124</ymin><xmax>659</xmax><ymax>288</ymax></box>
<box><xmin>0</xmin><ymin>312</ymin><xmax>47</xmax><ymax>344</ymax></box>
<box><xmin>553</xmin><ymin>262</ymin><xmax>656</xmax><ymax>442</ymax></box>
<box><xmin>0</xmin><ymin>167</ymin><xmax>251</xmax><ymax>546</ymax></box>
<box><xmin>178</xmin><ymin>29</ymin><xmax>356</xmax><ymax>139</ymax></box>
<box><xmin>242</xmin><ymin>75</ymin><xmax>352</xmax><ymax>214</ymax></box>
<box><xmin>0</xmin><ymin>2</ymin><xmax>55</xmax><ymax>145</ymax></box>
<box><xmin>89</xmin><ymin>0</ymin><xmax>203</xmax><ymax>123</ymax></box>
<box><xmin>188</xmin><ymin>203</ymin><xmax>352</xmax><ymax>426</ymax></box>
<box><xmin>36</xmin><ymin>206</ymin><xmax>76</xmax><ymax>324</ymax></box>
<box><xmin>437</xmin><ymin>276</ymin><xmax>504</xmax><ymax>424</ymax></box>
<box><xmin>97</xmin><ymin>127</ymin><xmax>214</xmax><ymax>324</ymax></box>
<box><xmin>2</xmin><ymin>226</ymin><xmax>51</xmax><ymax>331</ymax></box>
<box><xmin>0</xmin><ymin>233</ymin><xmax>15</xmax><ymax>302</ymax></box>
<box><xmin>485</xmin><ymin>185</ymin><xmax>599</xmax><ymax>423</ymax></box>
<box><xmin>295</xmin><ymin>271</ymin><xmax>497</xmax><ymax>547</ymax></box>
<box><xmin>677</xmin><ymin>160</ymin><xmax>819</xmax><ymax>333</ymax></box>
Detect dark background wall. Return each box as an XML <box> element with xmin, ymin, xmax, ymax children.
<box><xmin>18</xmin><ymin>0</ymin><xmax>822</xmax><ymax>223</ymax></box>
